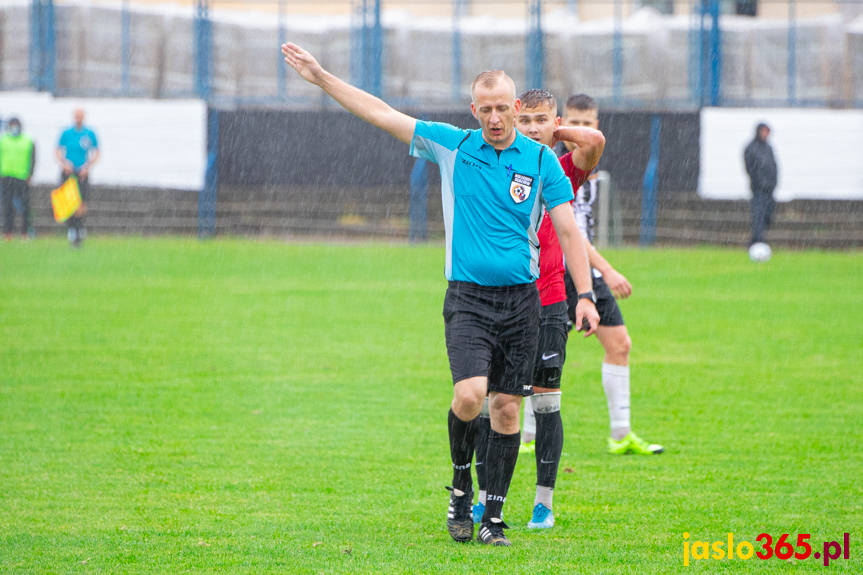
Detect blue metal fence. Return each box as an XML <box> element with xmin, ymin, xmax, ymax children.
<box><xmin>640</xmin><ymin>115</ymin><xmax>661</xmax><ymax>246</ymax></box>
<box><xmin>526</xmin><ymin>0</ymin><xmax>544</xmax><ymax>90</ymax></box>
<box><xmin>351</xmin><ymin>0</ymin><xmax>384</xmax><ymax>97</ymax></box>
<box><xmin>29</xmin><ymin>0</ymin><xmax>55</xmax><ymax>93</ymax></box>
<box><xmin>194</xmin><ymin>0</ymin><xmax>212</xmax><ymax>101</ymax></box>
<box><xmin>15</xmin><ymin>0</ymin><xmax>863</xmax><ymax>109</ymax></box>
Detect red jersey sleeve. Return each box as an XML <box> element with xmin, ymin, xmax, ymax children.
<box><xmin>559</xmin><ymin>151</ymin><xmax>591</xmax><ymax>196</ymax></box>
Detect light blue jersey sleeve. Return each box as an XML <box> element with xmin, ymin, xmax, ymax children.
<box><xmin>57</xmin><ymin>129</ymin><xmax>70</xmax><ymax>149</ymax></box>
<box><xmin>88</xmin><ymin>129</ymin><xmax>99</xmax><ymax>150</ymax></box>
<box><xmin>410</xmin><ymin>121</ymin><xmax>468</xmax><ymax>165</ymax></box>
<box><xmin>539</xmin><ymin>147</ymin><xmax>574</xmax><ymax>210</ymax></box>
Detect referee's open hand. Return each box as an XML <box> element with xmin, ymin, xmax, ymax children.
<box><xmin>575</xmin><ymin>299</ymin><xmax>600</xmax><ymax>337</ymax></box>
<box><xmin>282</xmin><ymin>43</ymin><xmax>325</xmax><ymax>85</ymax></box>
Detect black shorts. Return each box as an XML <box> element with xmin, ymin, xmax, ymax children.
<box><xmin>532</xmin><ymin>300</ymin><xmax>569</xmax><ymax>389</ymax></box>
<box><xmin>59</xmin><ymin>171</ymin><xmax>90</xmax><ymax>202</ymax></box>
<box><xmin>564</xmin><ymin>273</ymin><xmax>625</xmax><ymax>328</ymax></box>
<box><xmin>443</xmin><ymin>281</ymin><xmax>540</xmax><ymax>397</ymax></box>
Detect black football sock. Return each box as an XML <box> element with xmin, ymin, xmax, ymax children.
<box><xmin>535</xmin><ymin>409</ymin><xmax>563</xmax><ymax>489</ymax></box>
<box><xmin>448</xmin><ymin>409</ymin><xmax>476</xmax><ymax>493</ymax></box>
<box><xmin>482</xmin><ymin>429</ymin><xmax>520</xmax><ymax>522</ymax></box>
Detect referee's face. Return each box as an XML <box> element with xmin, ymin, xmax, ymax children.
<box><xmin>471</xmin><ymin>83</ymin><xmax>521</xmax><ymax>150</ymax></box>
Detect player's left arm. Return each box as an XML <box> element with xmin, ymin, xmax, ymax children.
<box><xmin>587</xmin><ymin>243</ymin><xmax>632</xmax><ymax>299</ymax></box>
<box><xmin>553</xmin><ymin>126</ymin><xmax>605</xmax><ymax>172</ymax></box>
<box><xmin>548</xmin><ymin>202</ymin><xmax>599</xmax><ymax>336</ymax></box>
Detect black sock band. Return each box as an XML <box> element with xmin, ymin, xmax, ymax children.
<box><xmin>474</xmin><ymin>415</ymin><xmax>490</xmax><ymax>493</ymax></box>
<box><xmin>448</xmin><ymin>409</ymin><xmax>476</xmax><ymax>493</ymax></box>
<box><xmin>482</xmin><ymin>429</ymin><xmax>520</xmax><ymax>521</ymax></box>
<box><xmin>535</xmin><ymin>410</ymin><xmax>564</xmax><ymax>488</ymax></box>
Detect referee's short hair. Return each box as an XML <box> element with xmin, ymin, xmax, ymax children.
<box><xmin>471</xmin><ymin>70</ymin><xmax>516</xmax><ymax>101</ymax></box>
<box><xmin>519</xmin><ymin>89</ymin><xmax>557</xmax><ymax>113</ymax></box>
<box><xmin>565</xmin><ymin>93</ymin><xmax>598</xmax><ymax>111</ymax></box>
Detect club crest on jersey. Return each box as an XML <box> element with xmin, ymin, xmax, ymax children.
<box><xmin>509</xmin><ymin>173</ymin><xmax>534</xmax><ymax>204</ymax></box>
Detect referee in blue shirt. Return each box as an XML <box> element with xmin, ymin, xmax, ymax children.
<box><xmin>283</xmin><ymin>43</ymin><xmax>599</xmax><ymax>547</ymax></box>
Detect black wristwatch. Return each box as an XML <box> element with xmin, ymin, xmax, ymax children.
<box><xmin>577</xmin><ymin>291</ymin><xmax>597</xmax><ymax>304</ymax></box>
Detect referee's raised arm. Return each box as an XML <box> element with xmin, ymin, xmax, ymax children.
<box><xmin>281</xmin><ymin>43</ymin><xmax>416</xmax><ymax>145</ymax></box>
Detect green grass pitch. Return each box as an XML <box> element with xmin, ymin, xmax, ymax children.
<box><xmin>1</xmin><ymin>237</ymin><xmax>861</xmax><ymax>574</ymax></box>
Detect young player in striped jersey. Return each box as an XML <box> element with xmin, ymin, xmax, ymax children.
<box><xmin>559</xmin><ymin>94</ymin><xmax>664</xmax><ymax>458</ymax></box>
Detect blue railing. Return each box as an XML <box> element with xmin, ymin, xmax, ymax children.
<box><xmin>29</xmin><ymin>0</ymin><xmax>55</xmax><ymax>93</ymax></box>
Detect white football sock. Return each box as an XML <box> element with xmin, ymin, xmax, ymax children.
<box><xmin>602</xmin><ymin>362</ymin><xmax>631</xmax><ymax>440</ymax></box>
<box><xmin>534</xmin><ymin>485</ymin><xmax>554</xmax><ymax>511</ymax></box>
<box><xmin>478</xmin><ymin>490</ymin><xmax>487</xmax><ymax>506</ymax></box>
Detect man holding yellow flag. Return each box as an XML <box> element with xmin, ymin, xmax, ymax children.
<box><xmin>56</xmin><ymin>109</ymin><xmax>99</xmax><ymax>247</ymax></box>
<box><xmin>1</xmin><ymin>118</ymin><xmax>36</xmax><ymax>241</ymax></box>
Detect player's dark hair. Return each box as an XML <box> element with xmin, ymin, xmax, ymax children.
<box><xmin>565</xmin><ymin>93</ymin><xmax>598</xmax><ymax>111</ymax></box>
<box><xmin>519</xmin><ymin>89</ymin><xmax>557</xmax><ymax>112</ymax></box>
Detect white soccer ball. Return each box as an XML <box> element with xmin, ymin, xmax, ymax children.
<box><xmin>748</xmin><ymin>242</ymin><xmax>772</xmax><ymax>262</ymax></box>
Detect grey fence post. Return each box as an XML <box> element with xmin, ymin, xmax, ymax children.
<box><xmin>787</xmin><ymin>0</ymin><xmax>797</xmax><ymax>105</ymax></box>
<box><xmin>198</xmin><ymin>108</ymin><xmax>219</xmax><ymax>239</ymax></box>
<box><xmin>596</xmin><ymin>171</ymin><xmax>612</xmax><ymax>249</ymax></box>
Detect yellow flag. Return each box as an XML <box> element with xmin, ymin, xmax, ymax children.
<box><xmin>51</xmin><ymin>177</ymin><xmax>82</xmax><ymax>223</ymax></box>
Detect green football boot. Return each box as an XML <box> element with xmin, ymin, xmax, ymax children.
<box><xmin>518</xmin><ymin>440</ymin><xmax>536</xmax><ymax>454</ymax></box>
<box><xmin>607</xmin><ymin>432</ymin><xmax>664</xmax><ymax>455</ymax></box>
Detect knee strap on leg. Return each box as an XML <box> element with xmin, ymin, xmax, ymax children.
<box><xmin>532</xmin><ymin>391</ymin><xmax>561</xmax><ymax>414</ymax></box>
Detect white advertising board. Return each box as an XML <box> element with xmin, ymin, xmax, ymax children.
<box><xmin>699</xmin><ymin>107</ymin><xmax>863</xmax><ymax>201</ymax></box>
<box><xmin>0</xmin><ymin>92</ymin><xmax>206</xmax><ymax>190</ymax></box>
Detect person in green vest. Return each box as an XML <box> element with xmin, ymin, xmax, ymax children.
<box><xmin>1</xmin><ymin>117</ymin><xmax>36</xmax><ymax>240</ymax></box>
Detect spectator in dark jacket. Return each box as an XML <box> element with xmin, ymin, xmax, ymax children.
<box><xmin>744</xmin><ymin>122</ymin><xmax>778</xmax><ymax>245</ymax></box>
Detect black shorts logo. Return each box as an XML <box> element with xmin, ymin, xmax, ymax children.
<box><xmin>510</xmin><ymin>173</ymin><xmax>534</xmax><ymax>204</ymax></box>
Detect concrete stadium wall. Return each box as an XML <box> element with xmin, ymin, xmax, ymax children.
<box><xmin>25</xmin><ymin>185</ymin><xmax>199</xmax><ymax>237</ymax></box>
<box><xmin>20</xmin><ymin>183</ymin><xmax>863</xmax><ymax>250</ymax></box>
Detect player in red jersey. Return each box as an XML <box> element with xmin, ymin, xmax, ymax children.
<box><xmin>472</xmin><ymin>89</ymin><xmax>605</xmax><ymax>529</ymax></box>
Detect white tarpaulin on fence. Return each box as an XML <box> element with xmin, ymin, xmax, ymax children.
<box><xmin>8</xmin><ymin>1</ymin><xmax>863</xmax><ymax>107</ymax></box>
<box><xmin>699</xmin><ymin>107</ymin><xmax>863</xmax><ymax>201</ymax></box>
<box><xmin>0</xmin><ymin>92</ymin><xmax>206</xmax><ymax>190</ymax></box>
